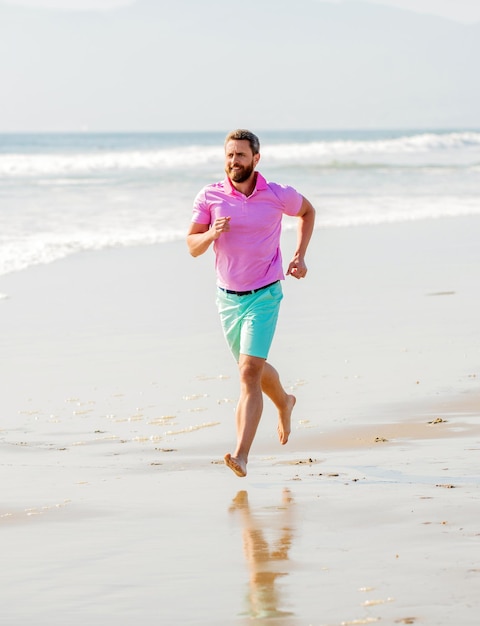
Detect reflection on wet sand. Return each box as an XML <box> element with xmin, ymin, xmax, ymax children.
<box><xmin>229</xmin><ymin>489</ymin><xmax>295</xmax><ymax>620</ymax></box>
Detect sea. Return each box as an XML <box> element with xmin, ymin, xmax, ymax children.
<box><xmin>1</xmin><ymin>129</ymin><xmax>479</xmax><ymax>280</ymax></box>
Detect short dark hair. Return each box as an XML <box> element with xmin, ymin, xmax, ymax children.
<box><xmin>224</xmin><ymin>129</ymin><xmax>260</xmax><ymax>155</ymax></box>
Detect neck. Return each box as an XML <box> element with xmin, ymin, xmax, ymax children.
<box><xmin>231</xmin><ymin>172</ymin><xmax>257</xmax><ymax>197</ymax></box>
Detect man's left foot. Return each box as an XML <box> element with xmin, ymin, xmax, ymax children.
<box><xmin>278</xmin><ymin>394</ymin><xmax>296</xmax><ymax>445</ymax></box>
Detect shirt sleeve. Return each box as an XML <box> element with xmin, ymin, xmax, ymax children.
<box><xmin>191</xmin><ymin>188</ymin><xmax>212</xmax><ymax>225</ymax></box>
<box><xmin>268</xmin><ymin>182</ymin><xmax>304</xmax><ymax>217</ymax></box>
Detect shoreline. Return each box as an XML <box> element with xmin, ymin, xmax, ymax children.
<box><xmin>1</xmin><ymin>215</ymin><xmax>478</xmax><ymax>450</ymax></box>
<box><xmin>1</xmin><ymin>216</ymin><xmax>479</xmax><ymax>624</ymax></box>
<box><xmin>1</xmin><ymin>215</ymin><xmax>479</xmax><ymax>452</ymax></box>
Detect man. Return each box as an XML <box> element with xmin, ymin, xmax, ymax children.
<box><xmin>187</xmin><ymin>129</ymin><xmax>315</xmax><ymax>477</ymax></box>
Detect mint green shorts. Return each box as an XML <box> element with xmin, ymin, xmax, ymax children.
<box><xmin>216</xmin><ymin>281</ymin><xmax>283</xmax><ymax>362</ymax></box>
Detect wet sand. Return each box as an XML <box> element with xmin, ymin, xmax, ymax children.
<box><xmin>1</xmin><ymin>217</ymin><xmax>479</xmax><ymax>625</ymax></box>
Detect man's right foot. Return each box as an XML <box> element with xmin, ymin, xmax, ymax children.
<box><xmin>224</xmin><ymin>453</ymin><xmax>247</xmax><ymax>477</ymax></box>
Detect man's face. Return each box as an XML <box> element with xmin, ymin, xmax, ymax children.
<box><xmin>224</xmin><ymin>139</ymin><xmax>260</xmax><ymax>183</ymax></box>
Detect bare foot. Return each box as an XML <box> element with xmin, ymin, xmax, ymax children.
<box><xmin>224</xmin><ymin>453</ymin><xmax>247</xmax><ymax>477</ymax></box>
<box><xmin>278</xmin><ymin>394</ymin><xmax>296</xmax><ymax>445</ymax></box>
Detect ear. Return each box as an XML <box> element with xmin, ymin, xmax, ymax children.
<box><xmin>254</xmin><ymin>152</ymin><xmax>261</xmax><ymax>167</ymax></box>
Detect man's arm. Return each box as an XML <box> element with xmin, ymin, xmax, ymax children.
<box><xmin>187</xmin><ymin>217</ymin><xmax>231</xmax><ymax>257</ymax></box>
<box><xmin>286</xmin><ymin>196</ymin><xmax>316</xmax><ymax>279</ymax></box>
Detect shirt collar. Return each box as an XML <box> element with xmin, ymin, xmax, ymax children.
<box><xmin>222</xmin><ymin>171</ymin><xmax>267</xmax><ymax>196</ymax></box>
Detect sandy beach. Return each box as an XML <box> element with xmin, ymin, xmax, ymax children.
<box><xmin>1</xmin><ymin>216</ymin><xmax>479</xmax><ymax>625</ymax></box>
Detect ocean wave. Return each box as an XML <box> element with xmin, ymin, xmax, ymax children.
<box><xmin>1</xmin><ymin>197</ymin><xmax>479</xmax><ymax>278</ymax></box>
<box><xmin>0</xmin><ymin>146</ymin><xmax>221</xmax><ymax>177</ymax></box>
<box><xmin>1</xmin><ymin>132</ymin><xmax>479</xmax><ymax>177</ymax></box>
<box><xmin>263</xmin><ymin>132</ymin><xmax>480</xmax><ymax>162</ymax></box>
<box><xmin>0</xmin><ymin>229</ymin><xmax>184</xmax><ymax>277</ymax></box>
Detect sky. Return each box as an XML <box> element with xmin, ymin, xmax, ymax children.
<box><xmin>1</xmin><ymin>0</ymin><xmax>479</xmax><ymax>131</ymax></box>
<box><xmin>3</xmin><ymin>0</ymin><xmax>480</xmax><ymax>23</ymax></box>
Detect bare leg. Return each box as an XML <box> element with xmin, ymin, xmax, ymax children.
<box><xmin>261</xmin><ymin>362</ymin><xmax>296</xmax><ymax>445</ymax></box>
<box><xmin>224</xmin><ymin>354</ymin><xmax>265</xmax><ymax>477</ymax></box>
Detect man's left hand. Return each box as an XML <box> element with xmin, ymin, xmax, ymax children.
<box><xmin>286</xmin><ymin>257</ymin><xmax>308</xmax><ymax>279</ymax></box>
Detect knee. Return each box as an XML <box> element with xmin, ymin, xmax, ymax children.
<box><xmin>238</xmin><ymin>358</ymin><xmax>264</xmax><ymax>386</ymax></box>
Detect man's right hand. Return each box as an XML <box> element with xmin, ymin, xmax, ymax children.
<box><xmin>212</xmin><ymin>216</ymin><xmax>231</xmax><ymax>239</ymax></box>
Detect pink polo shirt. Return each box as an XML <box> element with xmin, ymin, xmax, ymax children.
<box><xmin>191</xmin><ymin>172</ymin><xmax>303</xmax><ymax>291</ymax></box>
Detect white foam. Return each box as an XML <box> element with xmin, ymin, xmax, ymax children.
<box><xmin>0</xmin><ymin>146</ymin><xmax>221</xmax><ymax>177</ymax></box>
<box><xmin>262</xmin><ymin>132</ymin><xmax>480</xmax><ymax>163</ymax></box>
<box><xmin>0</xmin><ymin>229</ymin><xmax>184</xmax><ymax>277</ymax></box>
<box><xmin>2</xmin><ymin>193</ymin><xmax>478</xmax><ymax>278</ymax></box>
<box><xmin>1</xmin><ymin>132</ymin><xmax>479</xmax><ymax>177</ymax></box>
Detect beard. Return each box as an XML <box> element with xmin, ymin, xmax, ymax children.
<box><xmin>226</xmin><ymin>160</ymin><xmax>255</xmax><ymax>183</ymax></box>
